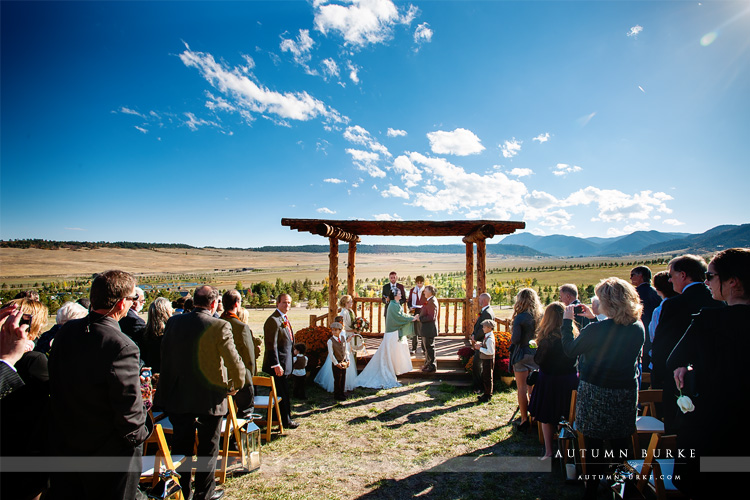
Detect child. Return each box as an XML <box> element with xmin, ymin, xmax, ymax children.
<box><xmin>473</xmin><ymin>319</ymin><xmax>496</xmax><ymax>403</ymax></box>
<box><xmin>292</xmin><ymin>343</ymin><xmax>308</xmax><ymax>400</ymax></box>
<box><xmin>327</xmin><ymin>322</ymin><xmax>349</xmax><ymax>401</ymax></box>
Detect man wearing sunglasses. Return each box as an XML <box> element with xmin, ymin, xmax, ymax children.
<box><xmin>48</xmin><ymin>270</ymin><xmax>148</xmax><ymax>500</ymax></box>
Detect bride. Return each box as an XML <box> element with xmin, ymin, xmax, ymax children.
<box><xmin>314</xmin><ymin>295</ymin><xmax>359</xmax><ymax>392</ymax></box>
<box><xmin>356</xmin><ymin>288</ymin><xmax>416</xmax><ymax>389</ymax></box>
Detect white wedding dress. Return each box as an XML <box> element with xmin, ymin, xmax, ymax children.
<box><xmin>355</xmin><ymin>331</ymin><xmax>412</xmax><ymax>389</ymax></box>
<box><xmin>314</xmin><ymin>334</ymin><xmax>359</xmax><ymax>392</ymax></box>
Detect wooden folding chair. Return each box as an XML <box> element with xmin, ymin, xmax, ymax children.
<box><xmin>641</xmin><ymin>371</ymin><xmax>651</xmax><ymax>389</ymax></box>
<box><xmin>636</xmin><ymin>389</ymin><xmax>665</xmax><ymax>453</ymax></box>
<box><xmin>252</xmin><ymin>375</ymin><xmax>285</xmax><ymax>442</ymax></box>
<box><xmin>140</xmin><ymin>423</ymin><xmax>186</xmax><ymax>500</ymax></box>
<box><xmin>626</xmin><ymin>434</ymin><xmax>686</xmax><ymax>500</ymax></box>
<box><xmin>215</xmin><ymin>395</ymin><xmax>248</xmax><ymax>484</ymax></box>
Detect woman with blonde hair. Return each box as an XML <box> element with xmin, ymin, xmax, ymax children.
<box><xmin>528</xmin><ymin>302</ymin><xmax>578</xmax><ymax>459</ymax></box>
<box><xmin>141</xmin><ymin>297</ymin><xmax>172</xmax><ymax>373</ymax></box>
<box><xmin>510</xmin><ymin>288</ymin><xmax>543</xmax><ymax>432</ymax></box>
<box><xmin>0</xmin><ymin>298</ymin><xmax>51</xmax><ymax>500</ymax></box>
<box><xmin>561</xmin><ymin>278</ymin><xmax>644</xmax><ymax>500</ymax></box>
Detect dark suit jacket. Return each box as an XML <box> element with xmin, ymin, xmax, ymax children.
<box><xmin>419</xmin><ymin>296</ymin><xmax>439</xmax><ymax>338</ymax></box>
<box><xmin>382</xmin><ymin>283</ymin><xmax>406</xmax><ymax>315</ymax></box>
<box><xmin>472</xmin><ymin>306</ymin><xmax>496</xmax><ymax>341</ymax></box>
<box><xmin>262</xmin><ymin>309</ymin><xmax>294</xmax><ymax>375</ymax></box>
<box><xmin>221</xmin><ymin>312</ymin><xmax>257</xmax><ymax>384</ymax></box>
<box><xmin>651</xmin><ymin>282</ymin><xmax>723</xmax><ymax>386</ymax></box>
<box><xmin>637</xmin><ymin>283</ymin><xmax>662</xmax><ymax>331</ymax></box>
<box><xmin>155</xmin><ymin>308</ymin><xmax>245</xmax><ymax>416</ymax></box>
<box><xmin>0</xmin><ymin>362</ymin><xmax>24</xmax><ymax>399</ymax></box>
<box><xmin>49</xmin><ymin>313</ymin><xmax>147</xmax><ymax>455</ymax></box>
<box><xmin>118</xmin><ymin>307</ymin><xmax>146</xmax><ymax>349</ymax></box>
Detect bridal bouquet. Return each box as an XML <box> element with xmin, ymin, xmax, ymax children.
<box><xmin>353</xmin><ymin>317</ymin><xmax>371</xmax><ymax>334</ymax></box>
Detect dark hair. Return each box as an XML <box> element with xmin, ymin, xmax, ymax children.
<box><xmin>222</xmin><ymin>289</ymin><xmax>242</xmax><ymax>310</ymax></box>
<box><xmin>14</xmin><ymin>289</ymin><xmax>40</xmax><ymax>301</ymax></box>
<box><xmin>194</xmin><ymin>285</ymin><xmax>219</xmax><ymax>307</ymax></box>
<box><xmin>77</xmin><ymin>297</ymin><xmax>91</xmax><ymax>310</ymax></box>
<box><xmin>669</xmin><ymin>254</ymin><xmax>708</xmax><ymax>283</ymax></box>
<box><xmin>183</xmin><ymin>298</ymin><xmax>194</xmax><ymax>312</ymax></box>
<box><xmin>294</xmin><ymin>343</ymin><xmax>306</xmax><ymax>354</ymax></box>
<box><xmin>415</xmin><ymin>275</ymin><xmax>424</xmax><ymax>283</ymax></box>
<box><xmin>334</xmin><ymin>315</ymin><xmax>344</xmax><ymax>324</ymax></box>
<box><xmin>711</xmin><ymin>248</ymin><xmax>750</xmax><ymax>299</ymax></box>
<box><xmin>276</xmin><ymin>293</ymin><xmax>291</xmax><ymax>304</ymax></box>
<box><xmin>173</xmin><ymin>296</ymin><xmax>187</xmax><ymax>309</ymax></box>
<box><xmin>653</xmin><ymin>271</ymin><xmax>678</xmax><ymax>298</ymax></box>
<box><xmin>388</xmin><ymin>288</ymin><xmax>400</xmax><ymax>301</ymax></box>
<box><xmin>631</xmin><ymin>265</ymin><xmax>652</xmax><ymax>283</ymax></box>
<box><xmin>90</xmin><ymin>270</ymin><xmax>136</xmax><ymax>310</ymax></box>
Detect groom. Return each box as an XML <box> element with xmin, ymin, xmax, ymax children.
<box><xmin>263</xmin><ymin>293</ymin><xmax>298</xmax><ymax>429</ymax></box>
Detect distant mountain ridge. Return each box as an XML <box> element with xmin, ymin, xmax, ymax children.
<box><xmin>498</xmin><ymin>225</ymin><xmax>748</xmax><ymax>257</ymax></box>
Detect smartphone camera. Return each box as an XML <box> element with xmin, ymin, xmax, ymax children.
<box><xmin>574</xmin><ymin>305</ymin><xmax>584</xmax><ymax>315</ymax></box>
<box><xmin>20</xmin><ymin>313</ymin><xmax>33</xmax><ymax>326</ymax></box>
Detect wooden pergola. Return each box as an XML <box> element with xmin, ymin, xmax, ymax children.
<box><xmin>281</xmin><ymin>218</ymin><xmax>525</xmax><ymax>336</ymax></box>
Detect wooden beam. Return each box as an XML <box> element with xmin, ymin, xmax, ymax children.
<box><xmin>464</xmin><ymin>242</ymin><xmax>474</xmax><ymax>339</ymax></box>
<box><xmin>347</xmin><ymin>241</ymin><xmax>356</xmax><ymax>297</ymax></box>
<box><xmin>315</xmin><ymin>223</ymin><xmax>361</xmax><ymax>243</ymax></box>
<box><xmin>476</xmin><ymin>239</ymin><xmax>487</xmax><ymax>297</ymax></box>
<box><xmin>328</xmin><ymin>237</ymin><xmax>339</xmax><ymax>325</ymax></box>
<box><xmin>462</xmin><ymin>224</ymin><xmax>496</xmax><ymax>244</ymax></box>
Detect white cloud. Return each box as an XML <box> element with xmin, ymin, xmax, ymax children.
<box><xmin>280</xmin><ymin>29</ymin><xmax>316</xmax><ymax>73</ymax></box>
<box><xmin>539</xmin><ymin>209</ymin><xmax>573</xmax><ymax>227</ymax></box>
<box><xmin>500</xmin><ymin>138</ymin><xmax>522</xmax><ymax>158</ymax></box>
<box><xmin>324</xmin><ymin>178</ymin><xmax>345</xmax><ymax>184</ymax></box>
<box><xmin>343</xmin><ymin>125</ymin><xmax>391</xmax><ymax>157</ymax></box>
<box><xmin>564</xmin><ymin>187</ymin><xmax>673</xmax><ymax>222</ymax></box>
<box><xmin>413</xmin><ymin>22</ymin><xmax>433</xmax><ymax>46</ymax></box>
<box><xmin>135</xmin><ymin>126</ymin><xmax>148</xmax><ymax>134</ymax></box>
<box><xmin>508</xmin><ymin>167</ymin><xmax>533</xmax><ymax>177</ymax></box>
<box><xmin>120</xmin><ymin>107</ymin><xmax>145</xmax><ymax>118</ymax></box>
<box><xmin>241</xmin><ymin>54</ymin><xmax>256</xmax><ymax>71</ymax></box>
<box><xmin>387</xmin><ymin>127</ymin><xmax>407</xmax><ymax>137</ymax></box>
<box><xmin>638</xmin><ymin>85</ymin><xmax>646</xmax><ymax>93</ymax></box>
<box><xmin>321</xmin><ymin>58</ymin><xmax>340</xmax><ymax>79</ymax></box>
<box><xmin>627</xmin><ymin>25</ymin><xmax>643</xmax><ymax>37</ymax></box>
<box><xmin>578</xmin><ymin>112</ymin><xmax>597</xmax><ymax>127</ymax></box>
<box><xmin>552</xmin><ymin>163</ymin><xmax>582</xmax><ymax>176</ymax></box>
<box><xmin>317</xmin><ymin>207</ymin><xmax>336</xmax><ymax>214</ymax></box>
<box><xmin>184</xmin><ymin>112</ymin><xmax>219</xmax><ymax>131</ymax></box>
<box><xmin>427</xmin><ymin>128</ymin><xmax>485</xmax><ymax>156</ymax></box>
<box><xmin>313</xmin><ymin>0</ymin><xmax>417</xmax><ymax>47</ymax></box>
<box><xmin>663</xmin><ymin>218</ymin><xmax>685</xmax><ymax>226</ymax></box>
<box><xmin>392</xmin><ymin>155</ymin><xmax>422</xmax><ymax>188</ymax></box>
<box><xmin>179</xmin><ymin>43</ymin><xmax>347</xmax><ymax>125</ymax></box>
<box><xmin>205</xmin><ymin>92</ymin><xmax>237</xmax><ymax>112</ymax></box>
<box><xmin>346</xmin><ymin>148</ymin><xmax>386</xmax><ymax>177</ymax></box>
<box><xmin>532</xmin><ymin>132</ymin><xmax>550</xmax><ymax>143</ymax></box>
<box><xmin>381</xmin><ymin>184</ymin><xmax>410</xmax><ymax>199</ymax></box>
<box><xmin>524</xmin><ymin>190</ymin><xmax>558</xmax><ymax>209</ymax></box>
<box><xmin>347</xmin><ymin>61</ymin><xmax>360</xmax><ymax>84</ymax></box>
<box><xmin>373</xmin><ymin>213</ymin><xmax>403</xmax><ymax>221</ymax></box>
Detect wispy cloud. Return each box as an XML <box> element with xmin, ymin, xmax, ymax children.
<box><xmin>663</xmin><ymin>218</ymin><xmax>685</xmax><ymax>226</ymax></box>
<box><xmin>179</xmin><ymin>43</ymin><xmax>347</xmax><ymax>126</ymax></box>
<box><xmin>427</xmin><ymin>128</ymin><xmax>484</xmax><ymax>156</ymax></box>
<box><xmin>313</xmin><ymin>0</ymin><xmax>417</xmax><ymax>48</ymax></box>
<box><xmin>321</xmin><ymin>58</ymin><xmax>339</xmax><ymax>79</ymax></box>
<box><xmin>381</xmin><ymin>184</ymin><xmax>410</xmax><ymax>199</ymax></box>
<box><xmin>119</xmin><ymin>107</ymin><xmax>144</xmax><ymax>118</ymax></box>
<box><xmin>578</xmin><ymin>112</ymin><xmax>597</xmax><ymax>127</ymax></box>
<box><xmin>343</xmin><ymin>125</ymin><xmax>391</xmax><ymax>157</ymax></box>
<box><xmin>387</xmin><ymin>127</ymin><xmax>407</xmax><ymax>137</ymax></box>
<box><xmin>324</xmin><ymin>178</ymin><xmax>345</xmax><ymax>184</ymax></box>
<box><xmin>413</xmin><ymin>22</ymin><xmax>433</xmax><ymax>49</ymax></box>
<box><xmin>373</xmin><ymin>213</ymin><xmax>403</xmax><ymax>221</ymax></box>
<box><xmin>627</xmin><ymin>25</ymin><xmax>643</xmax><ymax>37</ymax></box>
<box><xmin>184</xmin><ymin>112</ymin><xmax>219</xmax><ymax>131</ymax></box>
<box><xmin>500</xmin><ymin>138</ymin><xmax>522</xmax><ymax>158</ymax></box>
<box><xmin>566</xmin><ymin>187</ymin><xmax>672</xmax><ymax>222</ymax></box>
<box><xmin>317</xmin><ymin>207</ymin><xmax>336</xmax><ymax>214</ymax></box>
<box><xmin>508</xmin><ymin>167</ymin><xmax>533</xmax><ymax>177</ymax></box>
<box><xmin>280</xmin><ymin>29</ymin><xmax>316</xmax><ymax>74</ymax></box>
<box><xmin>532</xmin><ymin>132</ymin><xmax>550</xmax><ymax>143</ymax></box>
<box><xmin>552</xmin><ymin>163</ymin><xmax>582</xmax><ymax>176</ymax></box>
<box><xmin>135</xmin><ymin>126</ymin><xmax>148</xmax><ymax>134</ymax></box>
<box><xmin>346</xmin><ymin>148</ymin><xmax>386</xmax><ymax>177</ymax></box>
<box><xmin>347</xmin><ymin>61</ymin><xmax>360</xmax><ymax>84</ymax></box>
<box><xmin>638</xmin><ymin>85</ymin><xmax>645</xmax><ymax>93</ymax></box>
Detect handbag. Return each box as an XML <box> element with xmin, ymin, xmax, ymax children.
<box><xmin>526</xmin><ymin>370</ymin><xmax>539</xmax><ymax>386</ymax></box>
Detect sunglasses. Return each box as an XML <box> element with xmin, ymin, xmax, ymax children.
<box><xmin>705</xmin><ymin>271</ymin><xmax>720</xmax><ymax>281</ymax></box>
<box><xmin>123</xmin><ymin>294</ymin><xmax>140</xmax><ymax>302</ymax></box>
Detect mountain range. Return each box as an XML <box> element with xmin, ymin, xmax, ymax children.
<box><xmin>496</xmin><ymin>223</ymin><xmax>750</xmax><ymax>257</ymax></box>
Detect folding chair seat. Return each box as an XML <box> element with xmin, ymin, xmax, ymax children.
<box><xmin>625</xmin><ymin>434</ymin><xmax>686</xmax><ymax>500</ymax></box>
<box><xmin>140</xmin><ymin>423</ymin><xmax>186</xmax><ymax>500</ymax></box>
<box><xmin>252</xmin><ymin>376</ymin><xmax>285</xmax><ymax>442</ymax></box>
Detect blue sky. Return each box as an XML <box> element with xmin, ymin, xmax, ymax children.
<box><xmin>1</xmin><ymin>1</ymin><xmax>748</xmax><ymax>247</ymax></box>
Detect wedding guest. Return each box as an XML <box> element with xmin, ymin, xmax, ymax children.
<box><xmin>327</xmin><ymin>322</ymin><xmax>349</xmax><ymax>401</ymax></box>
<box><xmin>652</xmin><ymin>254</ymin><xmax>721</xmax><ymax>433</ymax></box>
<box><xmin>408</xmin><ymin>276</ymin><xmax>427</xmax><ymax>354</ymax></box>
<box><xmin>236</xmin><ymin>306</ymin><xmax>261</xmax><ymax>366</ymax></box>
<box><xmin>141</xmin><ymin>297</ymin><xmax>173</xmax><ymax>373</ymax></box>
<box><xmin>76</xmin><ymin>297</ymin><xmax>91</xmax><ymax>310</ymax></box>
<box><xmin>561</xmin><ymin>278</ymin><xmax>644</xmax><ymax>500</ymax></box>
<box><xmin>221</xmin><ymin>290</ymin><xmax>256</xmax><ymax>414</ymax></box>
<box><xmin>559</xmin><ymin>284</ymin><xmax>594</xmax><ymax>329</ymax></box>
<box><xmin>474</xmin><ymin>319</ymin><xmax>496</xmax><ymax>403</ymax></box>
<box><xmin>172</xmin><ymin>296</ymin><xmax>187</xmax><ymax>314</ymax></box>
<box><xmin>646</xmin><ymin>271</ymin><xmax>678</xmax><ymax>371</ymax></box>
<box><xmin>528</xmin><ymin>302</ymin><xmax>578</xmax><ymax>459</ymax></box>
<box><xmin>262</xmin><ymin>294</ymin><xmax>297</xmax><ymax>429</ymax></box>
<box><xmin>292</xmin><ymin>343</ymin><xmax>308</xmax><ymax>400</ymax></box>
<box><xmin>418</xmin><ymin>285</ymin><xmax>439</xmax><ymax>372</ymax></box>
<box><xmin>0</xmin><ymin>305</ymin><xmax>30</xmax><ymax>399</ymax></box>
<box><xmin>590</xmin><ymin>296</ymin><xmax>607</xmax><ymax>321</ymax></box>
<box><xmin>630</xmin><ymin>266</ymin><xmax>661</xmax><ymax>372</ymax></box>
<box><xmin>118</xmin><ymin>286</ymin><xmax>146</xmax><ymax>349</ymax></box>
<box><xmin>471</xmin><ymin>293</ymin><xmax>495</xmax><ymax>392</ymax></box>
<box><xmin>510</xmin><ymin>288</ymin><xmax>543</xmax><ymax>432</ymax></box>
<box><xmin>0</xmin><ymin>299</ymin><xmax>50</xmax><ymax>500</ymax></box>
<box><xmin>34</xmin><ymin>300</ymin><xmax>88</xmax><ymax>356</ymax></box>
<box><xmin>667</xmin><ymin>248</ymin><xmax>748</xmax><ymax>498</ymax></box>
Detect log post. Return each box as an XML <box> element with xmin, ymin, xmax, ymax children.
<box><xmin>347</xmin><ymin>241</ymin><xmax>357</xmax><ymax>298</ymax></box>
<box><xmin>464</xmin><ymin>242</ymin><xmax>474</xmax><ymax>340</ymax></box>
<box><xmin>328</xmin><ymin>237</ymin><xmax>338</xmax><ymax>325</ymax></box>
<box><xmin>477</xmin><ymin>239</ymin><xmax>487</xmax><ymax>297</ymax></box>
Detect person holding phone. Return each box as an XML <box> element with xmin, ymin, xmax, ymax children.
<box><xmin>559</xmin><ymin>284</ymin><xmax>596</xmax><ymax>329</ymax></box>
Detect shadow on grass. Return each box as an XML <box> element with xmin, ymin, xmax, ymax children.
<box><xmin>353</xmin><ymin>438</ymin><xmax>585</xmax><ymax>500</ymax></box>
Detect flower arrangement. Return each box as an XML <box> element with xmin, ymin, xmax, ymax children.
<box><xmin>496</xmin><ymin>357</ymin><xmax>512</xmax><ymax>377</ymax></box>
<box><xmin>353</xmin><ymin>317</ymin><xmax>371</xmax><ymax>335</ymax></box>
<box><xmin>494</xmin><ymin>331</ymin><xmax>513</xmax><ymax>377</ymax></box>
<box><xmin>457</xmin><ymin>346</ymin><xmax>474</xmax><ymax>373</ymax></box>
<box><xmin>294</xmin><ymin>325</ymin><xmax>332</xmax><ymax>369</ymax></box>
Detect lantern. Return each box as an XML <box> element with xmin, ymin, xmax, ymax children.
<box><xmin>240</xmin><ymin>421</ymin><xmax>261</xmax><ymax>471</ymax></box>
